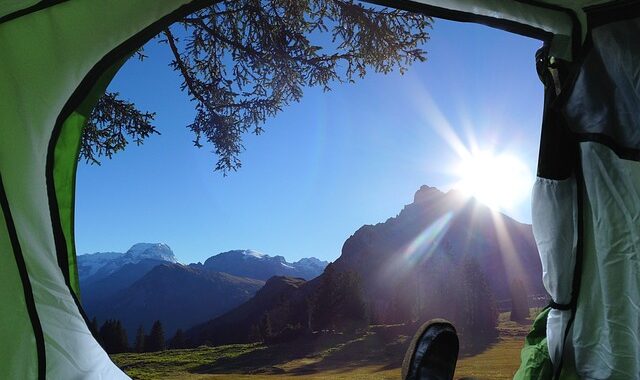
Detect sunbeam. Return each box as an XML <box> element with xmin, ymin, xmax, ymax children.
<box><xmin>410</xmin><ymin>83</ymin><xmax>533</xmax><ymax>216</ymax></box>
<box><xmin>385</xmin><ymin>211</ymin><xmax>455</xmax><ymax>281</ymax></box>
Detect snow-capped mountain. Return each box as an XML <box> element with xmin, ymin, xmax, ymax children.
<box><xmin>201</xmin><ymin>249</ymin><xmax>328</xmax><ymax>281</ymax></box>
<box><xmin>89</xmin><ymin>263</ymin><xmax>265</xmax><ymax>341</ymax></box>
<box><xmin>78</xmin><ymin>243</ymin><xmax>177</xmax><ymax>285</ymax></box>
<box><xmin>78</xmin><ymin>244</ymin><xmax>327</xmax><ymax>339</ymax></box>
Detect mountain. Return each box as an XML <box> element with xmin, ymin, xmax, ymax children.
<box><xmin>333</xmin><ymin>186</ymin><xmax>543</xmax><ymax>303</ymax></box>
<box><xmin>187</xmin><ymin>186</ymin><xmax>543</xmax><ymax>352</ymax></box>
<box><xmin>81</xmin><ymin>259</ymin><xmax>170</xmax><ymax>313</ymax></box>
<box><xmin>78</xmin><ymin>243</ymin><xmax>177</xmax><ymax>286</ymax></box>
<box><xmin>202</xmin><ymin>250</ymin><xmax>328</xmax><ymax>280</ymax></box>
<box><xmin>187</xmin><ymin>276</ymin><xmax>309</xmax><ymax>346</ymax></box>
<box><xmin>89</xmin><ymin>263</ymin><xmax>264</xmax><ymax>341</ymax></box>
<box><xmin>79</xmin><ymin>243</ymin><xmax>179</xmax><ymax>315</ymax></box>
<box><xmin>78</xmin><ymin>243</ymin><xmax>326</xmax><ymax>341</ymax></box>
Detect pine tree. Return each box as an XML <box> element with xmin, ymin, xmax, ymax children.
<box><xmin>336</xmin><ymin>271</ymin><xmax>368</xmax><ymax>331</ymax></box>
<box><xmin>510</xmin><ymin>279</ymin><xmax>529</xmax><ymax>322</ymax></box>
<box><xmin>80</xmin><ymin>3</ymin><xmax>432</xmax><ymax>175</ymax></box>
<box><xmin>311</xmin><ymin>266</ymin><xmax>368</xmax><ymax>332</ymax></box>
<box><xmin>115</xmin><ymin>320</ymin><xmax>129</xmax><ymax>353</ymax></box>
<box><xmin>134</xmin><ymin>325</ymin><xmax>145</xmax><ymax>353</ymax></box>
<box><xmin>99</xmin><ymin>319</ymin><xmax>129</xmax><ymax>354</ymax></box>
<box><xmin>145</xmin><ymin>320</ymin><xmax>166</xmax><ymax>352</ymax></box>
<box><xmin>311</xmin><ymin>264</ymin><xmax>336</xmax><ymax>330</ymax></box>
<box><xmin>89</xmin><ymin>317</ymin><xmax>100</xmax><ymax>342</ymax></box>
<box><xmin>460</xmin><ymin>256</ymin><xmax>498</xmax><ymax>349</ymax></box>
<box><xmin>169</xmin><ymin>329</ymin><xmax>186</xmax><ymax>350</ymax></box>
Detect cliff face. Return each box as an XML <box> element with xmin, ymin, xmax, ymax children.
<box><xmin>332</xmin><ymin>186</ymin><xmax>543</xmax><ymax>322</ymax></box>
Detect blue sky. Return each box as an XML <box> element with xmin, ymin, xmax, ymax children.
<box><xmin>75</xmin><ymin>18</ymin><xmax>544</xmax><ymax>264</ymax></box>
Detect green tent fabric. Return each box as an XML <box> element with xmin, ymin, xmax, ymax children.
<box><xmin>514</xmin><ymin>308</ymin><xmax>554</xmax><ymax>380</ymax></box>
<box><xmin>1</xmin><ymin>0</ymin><xmax>639</xmax><ymax>379</ymax></box>
<box><xmin>0</xmin><ymin>1</ymin><xmax>214</xmax><ymax>378</ymax></box>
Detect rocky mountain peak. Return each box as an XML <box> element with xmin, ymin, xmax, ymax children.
<box><xmin>413</xmin><ymin>185</ymin><xmax>444</xmax><ymax>204</ymax></box>
<box><xmin>124</xmin><ymin>243</ymin><xmax>177</xmax><ymax>263</ymax></box>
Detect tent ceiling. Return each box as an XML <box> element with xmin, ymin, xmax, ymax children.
<box><xmin>368</xmin><ymin>0</ymin><xmax>630</xmax><ymax>59</ymax></box>
<box><xmin>0</xmin><ymin>1</ymin><xmax>620</xmax><ymax>23</ymax></box>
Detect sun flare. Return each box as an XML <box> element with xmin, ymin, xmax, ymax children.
<box><xmin>454</xmin><ymin>150</ymin><xmax>532</xmax><ymax>212</ymax></box>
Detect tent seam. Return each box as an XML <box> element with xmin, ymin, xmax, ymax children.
<box><xmin>0</xmin><ymin>172</ymin><xmax>46</xmax><ymax>380</ymax></box>
<box><xmin>44</xmin><ymin>0</ymin><xmax>218</xmax><ymax>329</ymax></box>
<box><xmin>364</xmin><ymin>0</ymin><xmax>554</xmax><ymax>42</ymax></box>
<box><xmin>0</xmin><ymin>0</ymin><xmax>68</xmax><ymax>26</ymax></box>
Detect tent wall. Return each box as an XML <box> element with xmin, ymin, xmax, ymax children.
<box><xmin>0</xmin><ymin>1</ymin><xmax>212</xmax><ymax>378</ymax></box>
<box><xmin>561</xmin><ymin>13</ymin><xmax>640</xmax><ymax>379</ymax></box>
<box><xmin>0</xmin><ymin>175</ymin><xmax>41</xmax><ymax>379</ymax></box>
<box><xmin>373</xmin><ymin>1</ymin><xmax>640</xmax><ymax>377</ymax></box>
<box><xmin>529</xmin><ymin>4</ymin><xmax>640</xmax><ymax>378</ymax></box>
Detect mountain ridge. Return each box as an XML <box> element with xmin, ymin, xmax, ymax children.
<box><xmin>187</xmin><ymin>185</ymin><xmax>543</xmax><ymax>351</ymax></box>
<box><xmin>78</xmin><ymin>244</ymin><xmax>328</xmax><ymax>341</ymax></box>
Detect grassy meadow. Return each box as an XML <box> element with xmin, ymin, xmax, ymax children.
<box><xmin>113</xmin><ymin>311</ymin><xmax>536</xmax><ymax>379</ymax></box>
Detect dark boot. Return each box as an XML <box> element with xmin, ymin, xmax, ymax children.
<box><xmin>402</xmin><ymin>319</ymin><xmax>459</xmax><ymax>380</ymax></box>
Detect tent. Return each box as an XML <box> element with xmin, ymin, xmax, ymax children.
<box><xmin>0</xmin><ymin>0</ymin><xmax>637</xmax><ymax>378</ymax></box>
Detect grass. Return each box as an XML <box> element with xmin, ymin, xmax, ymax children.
<box><xmin>112</xmin><ymin>311</ymin><xmax>537</xmax><ymax>379</ymax></box>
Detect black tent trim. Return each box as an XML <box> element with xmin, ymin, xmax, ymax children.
<box><xmin>366</xmin><ymin>0</ymin><xmax>582</xmax><ymax>59</ymax></box>
<box><xmin>367</xmin><ymin>0</ymin><xmax>553</xmax><ymax>41</ymax></box>
<box><xmin>516</xmin><ymin>0</ymin><xmax>582</xmax><ymax>57</ymax></box>
<box><xmin>0</xmin><ymin>173</ymin><xmax>46</xmax><ymax>380</ymax></box>
<box><xmin>45</xmin><ymin>0</ymin><xmax>217</xmax><ymax>311</ymax></box>
<box><xmin>555</xmin><ymin>0</ymin><xmax>640</xmax><ymax>109</ymax></box>
<box><xmin>575</xmin><ymin>133</ymin><xmax>640</xmax><ymax>162</ymax></box>
<box><xmin>587</xmin><ymin>0</ymin><xmax>640</xmax><ymax>27</ymax></box>
<box><xmin>0</xmin><ymin>0</ymin><xmax>68</xmax><ymax>26</ymax></box>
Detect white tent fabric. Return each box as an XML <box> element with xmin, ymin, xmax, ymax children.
<box><xmin>381</xmin><ymin>1</ymin><xmax>640</xmax><ymax>378</ymax></box>
<box><xmin>576</xmin><ymin>142</ymin><xmax>640</xmax><ymax>378</ymax></box>
<box><xmin>0</xmin><ymin>0</ymin><xmax>205</xmax><ymax>378</ymax></box>
<box><xmin>532</xmin><ymin>176</ymin><xmax>577</xmax><ymax>366</ymax></box>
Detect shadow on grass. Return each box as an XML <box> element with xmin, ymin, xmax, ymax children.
<box><xmin>190</xmin><ymin>325</ymin><xmax>411</xmax><ymax>376</ymax></box>
<box><xmin>189</xmin><ymin>323</ymin><xmax>503</xmax><ymax>376</ymax></box>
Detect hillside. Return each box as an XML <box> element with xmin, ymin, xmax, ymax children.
<box><xmin>187</xmin><ymin>276</ymin><xmax>310</xmax><ymax>346</ymax></box>
<box><xmin>89</xmin><ymin>263</ymin><xmax>264</xmax><ymax>340</ymax></box>
<box><xmin>187</xmin><ymin>185</ymin><xmax>541</xmax><ymax>351</ymax></box>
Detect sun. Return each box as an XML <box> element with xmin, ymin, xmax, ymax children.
<box><xmin>453</xmin><ymin>150</ymin><xmax>533</xmax><ymax>212</ymax></box>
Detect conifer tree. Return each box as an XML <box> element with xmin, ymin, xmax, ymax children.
<box><xmin>134</xmin><ymin>325</ymin><xmax>146</xmax><ymax>353</ymax></box>
<box><xmin>145</xmin><ymin>320</ymin><xmax>166</xmax><ymax>352</ymax></box>
<box><xmin>89</xmin><ymin>317</ymin><xmax>100</xmax><ymax>342</ymax></box>
<box><xmin>99</xmin><ymin>319</ymin><xmax>129</xmax><ymax>354</ymax></box>
<box><xmin>461</xmin><ymin>256</ymin><xmax>498</xmax><ymax>348</ymax></box>
<box><xmin>335</xmin><ymin>271</ymin><xmax>367</xmax><ymax>331</ymax></box>
<box><xmin>169</xmin><ymin>329</ymin><xmax>186</xmax><ymax>350</ymax></box>
<box><xmin>510</xmin><ymin>279</ymin><xmax>530</xmax><ymax>322</ymax></box>
<box><xmin>311</xmin><ymin>263</ymin><xmax>337</xmax><ymax>330</ymax></box>
<box><xmin>81</xmin><ymin>1</ymin><xmax>432</xmax><ymax>174</ymax></box>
